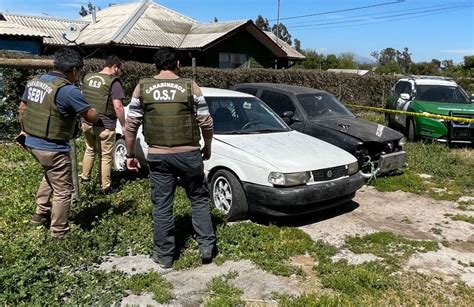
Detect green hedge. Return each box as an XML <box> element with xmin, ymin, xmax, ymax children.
<box><xmin>5</xmin><ymin>53</ymin><xmax>466</xmax><ymax>140</ymax></box>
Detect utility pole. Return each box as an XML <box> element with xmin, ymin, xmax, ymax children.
<box><xmin>275</xmin><ymin>0</ymin><xmax>280</xmax><ymax>69</ymax></box>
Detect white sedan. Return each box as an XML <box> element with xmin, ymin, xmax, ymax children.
<box><xmin>113</xmin><ymin>88</ymin><xmax>365</xmax><ymax>220</ymax></box>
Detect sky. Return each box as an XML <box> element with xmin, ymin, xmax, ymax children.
<box><xmin>1</xmin><ymin>0</ymin><xmax>473</xmax><ymax>63</ymax></box>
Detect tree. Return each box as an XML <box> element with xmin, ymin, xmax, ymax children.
<box><xmin>337</xmin><ymin>53</ymin><xmax>357</xmax><ymax>69</ymax></box>
<box><xmin>408</xmin><ymin>61</ymin><xmax>440</xmax><ymax>75</ymax></box>
<box><xmin>294</xmin><ymin>49</ymin><xmax>325</xmax><ymax>69</ymax></box>
<box><xmin>272</xmin><ymin>23</ymin><xmax>292</xmax><ymax>45</ymax></box>
<box><xmin>79</xmin><ymin>5</ymin><xmax>88</xmax><ymax>17</ymax></box>
<box><xmin>78</xmin><ymin>1</ymin><xmax>100</xmax><ymax>17</ymax></box>
<box><xmin>214</xmin><ymin>17</ymin><xmax>218</xmax><ymax>23</ymax></box>
<box><xmin>376</xmin><ymin>60</ymin><xmax>401</xmax><ymax>75</ymax></box>
<box><xmin>255</xmin><ymin>15</ymin><xmax>270</xmax><ymax>31</ymax></box>
<box><xmin>396</xmin><ymin>47</ymin><xmax>412</xmax><ymax>73</ymax></box>
<box><xmin>463</xmin><ymin>55</ymin><xmax>474</xmax><ymax>77</ymax></box>
<box><xmin>294</xmin><ymin>39</ymin><xmax>301</xmax><ymax>52</ymax></box>
<box><xmin>325</xmin><ymin>54</ymin><xmax>339</xmax><ymax>69</ymax></box>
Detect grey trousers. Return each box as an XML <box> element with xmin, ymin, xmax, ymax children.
<box><xmin>148</xmin><ymin>150</ymin><xmax>216</xmax><ymax>262</ymax></box>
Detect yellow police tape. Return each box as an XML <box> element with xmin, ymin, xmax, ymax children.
<box><xmin>345</xmin><ymin>104</ymin><xmax>474</xmax><ymax>124</ymax></box>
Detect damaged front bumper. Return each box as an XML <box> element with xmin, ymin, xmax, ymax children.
<box><xmin>360</xmin><ymin>150</ymin><xmax>406</xmax><ymax>179</ymax></box>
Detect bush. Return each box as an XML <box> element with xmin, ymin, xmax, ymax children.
<box><xmin>5</xmin><ymin>53</ymin><xmax>471</xmax><ymax>140</ymax></box>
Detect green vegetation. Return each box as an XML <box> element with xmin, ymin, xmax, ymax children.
<box><xmin>449</xmin><ymin>214</ymin><xmax>474</xmax><ymax>224</ymax></box>
<box><xmin>203</xmin><ymin>271</ymin><xmax>243</xmax><ymax>307</ymax></box>
<box><xmin>0</xmin><ymin>143</ymin><xmax>315</xmax><ymax>304</ymax></box>
<box><xmin>1</xmin><ymin>138</ymin><xmax>472</xmax><ymax>305</ymax></box>
<box><xmin>126</xmin><ymin>272</ymin><xmax>174</xmax><ymax>303</ymax></box>
<box><xmin>345</xmin><ymin>232</ymin><xmax>438</xmax><ymax>265</ymax></box>
<box><xmin>458</xmin><ymin>200</ymin><xmax>474</xmax><ymax>211</ymax></box>
<box><xmin>371</xmin><ymin>142</ymin><xmax>474</xmax><ymax>200</ymax></box>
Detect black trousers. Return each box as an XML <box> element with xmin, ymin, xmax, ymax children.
<box><xmin>148</xmin><ymin>150</ymin><xmax>216</xmax><ymax>262</ymax></box>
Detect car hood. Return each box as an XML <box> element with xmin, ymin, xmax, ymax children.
<box><xmin>413</xmin><ymin>100</ymin><xmax>474</xmax><ymax>115</ymax></box>
<box><xmin>309</xmin><ymin>117</ymin><xmax>403</xmax><ymax>142</ymax></box>
<box><xmin>213</xmin><ymin>131</ymin><xmax>356</xmax><ymax>172</ymax></box>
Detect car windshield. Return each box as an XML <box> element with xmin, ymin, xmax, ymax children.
<box><xmin>296</xmin><ymin>93</ymin><xmax>354</xmax><ymax>120</ymax></box>
<box><xmin>206</xmin><ymin>96</ymin><xmax>290</xmax><ymax>134</ymax></box>
<box><xmin>416</xmin><ymin>85</ymin><xmax>470</xmax><ymax>103</ymax></box>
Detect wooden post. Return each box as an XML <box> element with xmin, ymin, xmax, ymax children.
<box><xmin>192</xmin><ymin>57</ymin><xmax>196</xmax><ymax>81</ymax></box>
<box><xmin>70</xmin><ymin>140</ymin><xmax>80</xmax><ymax>201</ymax></box>
<box><xmin>0</xmin><ymin>58</ymin><xmax>54</xmax><ymax>69</ymax></box>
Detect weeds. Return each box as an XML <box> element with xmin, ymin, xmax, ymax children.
<box><xmin>203</xmin><ymin>271</ymin><xmax>243</xmax><ymax>307</ymax></box>
<box><xmin>449</xmin><ymin>214</ymin><xmax>474</xmax><ymax>224</ymax></box>
<box><xmin>371</xmin><ymin>142</ymin><xmax>473</xmax><ymax>200</ymax></box>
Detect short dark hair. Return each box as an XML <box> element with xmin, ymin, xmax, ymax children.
<box><xmin>53</xmin><ymin>48</ymin><xmax>83</xmax><ymax>72</ymax></box>
<box><xmin>104</xmin><ymin>55</ymin><xmax>123</xmax><ymax>68</ymax></box>
<box><xmin>152</xmin><ymin>47</ymin><xmax>181</xmax><ymax>71</ymax></box>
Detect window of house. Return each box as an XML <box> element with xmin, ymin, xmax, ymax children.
<box><xmin>259</xmin><ymin>90</ymin><xmax>295</xmax><ymax>117</ymax></box>
<box><xmin>219</xmin><ymin>53</ymin><xmax>249</xmax><ymax>68</ymax></box>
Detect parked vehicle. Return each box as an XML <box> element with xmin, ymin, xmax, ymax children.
<box><xmin>231</xmin><ymin>83</ymin><xmax>406</xmax><ymax>177</ymax></box>
<box><xmin>385</xmin><ymin>76</ymin><xmax>474</xmax><ymax>144</ymax></box>
<box><xmin>113</xmin><ymin>87</ymin><xmax>365</xmax><ymax>220</ymax></box>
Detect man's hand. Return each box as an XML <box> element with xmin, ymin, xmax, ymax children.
<box><xmin>126</xmin><ymin>158</ymin><xmax>141</xmax><ymax>172</ymax></box>
<box><xmin>201</xmin><ymin>145</ymin><xmax>211</xmax><ymax>161</ymax></box>
<box><xmin>15</xmin><ymin>131</ymin><xmax>27</xmax><ymax>150</ymax></box>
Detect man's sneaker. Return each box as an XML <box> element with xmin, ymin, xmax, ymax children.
<box><xmin>29</xmin><ymin>213</ymin><xmax>48</xmax><ymax>226</ymax></box>
<box><xmin>80</xmin><ymin>177</ymin><xmax>91</xmax><ymax>184</ymax></box>
<box><xmin>151</xmin><ymin>251</ymin><xmax>173</xmax><ymax>269</ymax></box>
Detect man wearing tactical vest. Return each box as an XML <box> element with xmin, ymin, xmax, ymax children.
<box><xmin>124</xmin><ymin>47</ymin><xmax>215</xmax><ymax>269</ymax></box>
<box><xmin>18</xmin><ymin>48</ymin><xmax>98</xmax><ymax>239</ymax></box>
<box><xmin>80</xmin><ymin>56</ymin><xmax>126</xmax><ymax>193</ymax></box>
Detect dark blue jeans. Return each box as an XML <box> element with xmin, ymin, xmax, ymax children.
<box><xmin>148</xmin><ymin>150</ymin><xmax>215</xmax><ymax>263</ymax></box>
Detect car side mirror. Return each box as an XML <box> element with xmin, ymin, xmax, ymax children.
<box><xmin>400</xmin><ymin>93</ymin><xmax>411</xmax><ymax>100</ymax></box>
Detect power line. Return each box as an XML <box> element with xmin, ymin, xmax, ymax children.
<box><xmin>290</xmin><ymin>4</ymin><xmax>472</xmax><ymax>31</ymax></box>
<box><xmin>289</xmin><ymin>3</ymin><xmax>472</xmax><ymax>29</ymax></box>
<box><xmin>268</xmin><ymin>0</ymin><xmax>406</xmax><ymax>22</ymax></box>
<box><xmin>284</xmin><ymin>1</ymin><xmax>470</xmax><ymax>27</ymax></box>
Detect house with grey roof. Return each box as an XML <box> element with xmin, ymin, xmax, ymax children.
<box><xmin>0</xmin><ymin>19</ymin><xmax>50</xmax><ymax>54</ymax></box>
<box><xmin>0</xmin><ymin>0</ymin><xmax>304</xmax><ymax>68</ymax></box>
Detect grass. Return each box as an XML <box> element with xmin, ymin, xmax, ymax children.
<box><xmin>1</xmin><ymin>138</ymin><xmax>472</xmax><ymax>305</ymax></box>
<box><xmin>371</xmin><ymin>142</ymin><xmax>473</xmax><ymax>201</ymax></box>
<box><xmin>203</xmin><ymin>271</ymin><xmax>243</xmax><ymax>307</ymax></box>
<box><xmin>353</xmin><ymin>111</ymin><xmax>473</xmax><ymax>200</ymax></box>
<box><xmin>0</xmin><ymin>142</ymin><xmax>316</xmax><ymax>304</ymax></box>
<box><xmin>449</xmin><ymin>214</ymin><xmax>474</xmax><ymax>224</ymax></box>
<box><xmin>458</xmin><ymin>200</ymin><xmax>474</xmax><ymax>211</ymax></box>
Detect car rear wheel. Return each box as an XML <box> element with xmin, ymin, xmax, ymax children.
<box><xmin>210</xmin><ymin>170</ymin><xmax>248</xmax><ymax>221</ymax></box>
<box><xmin>407</xmin><ymin>118</ymin><xmax>418</xmax><ymax>142</ymax></box>
<box><xmin>113</xmin><ymin>138</ymin><xmax>127</xmax><ymax>172</ymax></box>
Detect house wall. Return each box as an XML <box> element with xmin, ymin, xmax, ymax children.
<box><xmin>0</xmin><ymin>36</ymin><xmax>42</xmax><ymax>54</ymax></box>
<box><xmin>195</xmin><ymin>30</ymin><xmax>278</xmax><ymax>69</ymax></box>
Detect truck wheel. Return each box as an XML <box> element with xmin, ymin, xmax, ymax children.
<box><xmin>407</xmin><ymin>118</ymin><xmax>418</xmax><ymax>142</ymax></box>
<box><xmin>210</xmin><ymin>169</ymin><xmax>248</xmax><ymax>221</ymax></box>
<box><xmin>113</xmin><ymin>138</ymin><xmax>127</xmax><ymax>172</ymax></box>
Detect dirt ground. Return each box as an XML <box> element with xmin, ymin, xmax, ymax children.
<box><xmin>99</xmin><ymin>186</ymin><xmax>473</xmax><ymax>306</ymax></box>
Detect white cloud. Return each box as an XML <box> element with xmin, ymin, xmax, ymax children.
<box><xmin>440</xmin><ymin>49</ymin><xmax>474</xmax><ymax>55</ymax></box>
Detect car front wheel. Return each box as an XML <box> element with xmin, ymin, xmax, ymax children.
<box><xmin>113</xmin><ymin>138</ymin><xmax>127</xmax><ymax>172</ymax></box>
<box><xmin>210</xmin><ymin>169</ymin><xmax>248</xmax><ymax>221</ymax></box>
